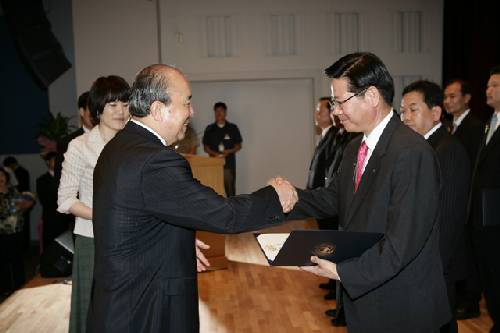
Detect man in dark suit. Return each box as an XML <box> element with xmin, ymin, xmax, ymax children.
<box><xmin>307</xmin><ymin>97</ymin><xmax>337</xmax><ymax>193</ymax></box>
<box><xmin>444</xmin><ymin>79</ymin><xmax>485</xmax><ymax>319</ymax></box>
<box><xmin>401</xmin><ymin>80</ymin><xmax>471</xmax><ymax>333</ymax></box>
<box><xmin>88</xmin><ymin>64</ymin><xmax>296</xmax><ymax>333</ymax></box>
<box><xmin>469</xmin><ymin>65</ymin><xmax>500</xmax><ymax>333</ymax></box>
<box><xmin>36</xmin><ymin>152</ymin><xmax>70</xmax><ymax>252</ymax></box>
<box><xmin>274</xmin><ymin>53</ymin><xmax>450</xmax><ymax>332</ymax></box>
<box><xmin>54</xmin><ymin>91</ymin><xmax>94</xmax><ymax>182</ymax></box>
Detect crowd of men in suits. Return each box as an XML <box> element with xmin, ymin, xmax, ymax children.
<box><xmin>305</xmin><ymin>65</ymin><xmax>500</xmax><ymax>332</ymax></box>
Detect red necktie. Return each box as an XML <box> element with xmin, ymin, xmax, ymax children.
<box><xmin>354</xmin><ymin>141</ymin><xmax>368</xmax><ymax>192</ymax></box>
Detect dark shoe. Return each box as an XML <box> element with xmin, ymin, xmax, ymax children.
<box><xmin>325</xmin><ymin>309</ymin><xmax>337</xmax><ymax>317</ymax></box>
<box><xmin>455</xmin><ymin>304</ymin><xmax>480</xmax><ymax>320</ymax></box>
<box><xmin>324</xmin><ymin>289</ymin><xmax>336</xmax><ymax>300</ymax></box>
<box><xmin>331</xmin><ymin>316</ymin><xmax>347</xmax><ymax>327</ymax></box>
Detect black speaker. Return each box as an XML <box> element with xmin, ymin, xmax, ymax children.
<box><xmin>1</xmin><ymin>0</ymin><xmax>71</xmax><ymax>88</ymax></box>
<box><xmin>40</xmin><ymin>239</ymin><xmax>73</xmax><ymax>278</ymax></box>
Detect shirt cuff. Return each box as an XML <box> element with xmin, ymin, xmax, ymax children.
<box><xmin>57</xmin><ymin>197</ymin><xmax>79</xmax><ymax>214</ymax></box>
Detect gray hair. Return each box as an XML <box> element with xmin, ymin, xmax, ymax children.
<box><xmin>129</xmin><ymin>64</ymin><xmax>175</xmax><ymax>117</ymax></box>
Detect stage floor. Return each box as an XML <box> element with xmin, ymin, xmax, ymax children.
<box><xmin>0</xmin><ymin>220</ymin><xmax>493</xmax><ymax>332</ymax></box>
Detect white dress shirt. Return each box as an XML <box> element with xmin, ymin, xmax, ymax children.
<box><xmin>424</xmin><ymin>122</ymin><xmax>442</xmax><ymax>140</ymax></box>
<box><xmin>361</xmin><ymin>110</ymin><xmax>394</xmax><ymax>174</ymax></box>
<box><xmin>131</xmin><ymin>119</ymin><xmax>167</xmax><ymax>146</ymax></box>
<box><xmin>57</xmin><ymin>126</ymin><xmax>106</xmax><ymax>238</ymax></box>
<box><xmin>452</xmin><ymin>109</ymin><xmax>470</xmax><ymax>132</ymax></box>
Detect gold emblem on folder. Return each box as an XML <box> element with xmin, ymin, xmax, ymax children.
<box><xmin>313</xmin><ymin>243</ymin><xmax>336</xmax><ymax>257</ymax></box>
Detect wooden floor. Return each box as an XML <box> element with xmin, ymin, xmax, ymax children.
<box><xmin>0</xmin><ymin>220</ymin><xmax>493</xmax><ymax>332</ymax></box>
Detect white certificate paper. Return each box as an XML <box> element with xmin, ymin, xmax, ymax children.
<box><xmin>255</xmin><ymin>233</ymin><xmax>290</xmax><ymax>261</ymax></box>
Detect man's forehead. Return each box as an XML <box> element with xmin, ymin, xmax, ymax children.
<box><xmin>445</xmin><ymin>83</ymin><xmax>461</xmax><ymax>93</ymax></box>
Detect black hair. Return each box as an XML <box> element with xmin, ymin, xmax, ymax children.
<box><xmin>44</xmin><ymin>152</ymin><xmax>57</xmax><ymax>161</ymax></box>
<box><xmin>444</xmin><ymin>79</ymin><xmax>472</xmax><ymax>96</ymax></box>
<box><xmin>213</xmin><ymin>102</ymin><xmax>227</xmax><ymax>111</ymax></box>
<box><xmin>325</xmin><ymin>52</ymin><xmax>394</xmax><ymax>106</ymax></box>
<box><xmin>78</xmin><ymin>91</ymin><xmax>90</xmax><ymax>109</ymax></box>
<box><xmin>403</xmin><ymin>80</ymin><xmax>443</xmax><ymax>109</ymax></box>
<box><xmin>3</xmin><ymin>156</ymin><xmax>17</xmax><ymax>167</ymax></box>
<box><xmin>88</xmin><ymin>75</ymin><xmax>130</xmax><ymax>123</ymax></box>
<box><xmin>129</xmin><ymin>65</ymin><xmax>173</xmax><ymax>117</ymax></box>
<box><xmin>490</xmin><ymin>65</ymin><xmax>500</xmax><ymax>76</ymax></box>
<box><xmin>319</xmin><ymin>96</ymin><xmax>333</xmax><ymax>111</ymax></box>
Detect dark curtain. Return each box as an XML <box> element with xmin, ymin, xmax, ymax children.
<box><xmin>442</xmin><ymin>0</ymin><xmax>500</xmax><ymax>122</ymax></box>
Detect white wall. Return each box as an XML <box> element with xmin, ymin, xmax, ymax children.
<box><xmin>71</xmin><ymin>0</ymin><xmax>443</xmax><ymax>194</ymax></box>
<box><xmin>72</xmin><ymin>0</ymin><xmax>160</xmax><ymax>93</ymax></box>
<box><xmin>191</xmin><ymin>78</ymin><xmax>314</xmax><ymax>194</ymax></box>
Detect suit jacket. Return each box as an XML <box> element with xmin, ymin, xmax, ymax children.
<box><xmin>36</xmin><ymin>172</ymin><xmax>70</xmax><ymax>247</ymax></box>
<box><xmin>471</xmin><ymin>115</ymin><xmax>500</xmax><ymax>228</ymax></box>
<box><xmin>306</xmin><ymin>127</ymin><xmax>337</xmax><ymax>189</ymax></box>
<box><xmin>453</xmin><ymin>112</ymin><xmax>484</xmax><ymax>170</ymax></box>
<box><xmin>427</xmin><ymin>125</ymin><xmax>470</xmax><ymax>282</ymax></box>
<box><xmin>324</xmin><ymin>131</ymin><xmax>358</xmax><ymax>187</ymax></box>
<box><xmin>88</xmin><ymin>122</ymin><xmax>284</xmax><ymax>333</ymax></box>
<box><xmin>14</xmin><ymin>166</ymin><xmax>30</xmax><ymax>192</ymax></box>
<box><xmin>54</xmin><ymin>127</ymin><xmax>85</xmax><ymax>182</ymax></box>
<box><xmin>289</xmin><ymin>114</ymin><xmax>450</xmax><ymax>333</ymax></box>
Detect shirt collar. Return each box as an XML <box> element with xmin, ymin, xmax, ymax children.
<box><xmin>424</xmin><ymin>122</ymin><xmax>442</xmax><ymax>140</ymax></box>
<box><xmin>321</xmin><ymin>126</ymin><xmax>332</xmax><ymax>138</ymax></box>
<box><xmin>453</xmin><ymin>109</ymin><xmax>470</xmax><ymax>128</ymax></box>
<box><xmin>362</xmin><ymin>109</ymin><xmax>393</xmax><ymax>151</ymax></box>
<box><xmin>131</xmin><ymin>119</ymin><xmax>167</xmax><ymax>146</ymax></box>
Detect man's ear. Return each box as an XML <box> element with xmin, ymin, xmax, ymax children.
<box><xmin>464</xmin><ymin>93</ymin><xmax>472</xmax><ymax>105</ymax></box>
<box><xmin>365</xmin><ymin>86</ymin><xmax>380</xmax><ymax>108</ymax></box>
<box><xmin>150</xmin><ymin>101</ymin><xmax>169</xmax><ymax>121</ymax></box>
<box><xmin>431</xmin><ymin>105</ymin><xmax>442</xmax><ymax>122</ymax></box>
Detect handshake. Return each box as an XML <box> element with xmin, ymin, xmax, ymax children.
<box><xmin>267</xmin><ymin>177</ymin><xmax>298</xmax><ymax>213</ymax></box>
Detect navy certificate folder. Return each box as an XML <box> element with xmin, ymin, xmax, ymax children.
<box><xmin>256</xmin><ymin>230</ymin><xmax>383</xmax><ymax>266</ymax></box>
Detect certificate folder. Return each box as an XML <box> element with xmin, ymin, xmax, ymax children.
<box><xmin>255</xmin><ymin>230</ymin><xmax>383</xmax><ymax>266</ymax></box>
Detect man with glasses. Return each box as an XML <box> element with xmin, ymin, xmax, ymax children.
<box><xmin>271</xmin><ymin>52</ymin><xmax>450</xmax><ymax>332</ymax></box>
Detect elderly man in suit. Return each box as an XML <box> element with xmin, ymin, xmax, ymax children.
<box><xmin>272</xmin><ymin>52</ymin><xmax>450</xmax><ymax>332</ymax></box>
<box><xmin>88</xmin><ymin>64</ymin><xmax>297</xmax><ymax>333</ymax></box>
<box><xmin>401</xmin><ymin>80</ymin><xmax>470</xmax><ymax>333</ymax></box>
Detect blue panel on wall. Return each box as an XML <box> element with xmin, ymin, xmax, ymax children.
<box><xmin>0</xmin><ymin>17</ymin><xmax>50</xmax><ymax>155</ymax></box>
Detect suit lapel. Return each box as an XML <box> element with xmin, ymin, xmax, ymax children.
<box><xmin>343</xmin><ymin>114</ymin><xmax>399</xmax><ymax>229</ymax></box>
<box><xmin>479</xmin><ymin>125</ymin><xmax>500</xmax><ymax>162</ymax></box>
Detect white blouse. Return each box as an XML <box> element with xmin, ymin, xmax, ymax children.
<box><xmin>57</xmin><ymin>126</ymin><xmax>106</xmax><ymax>238</ymax></box>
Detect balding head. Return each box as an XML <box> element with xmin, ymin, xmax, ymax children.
<box><xmin>130</xmin><ymin>64</ymin><xmax>193</xmax><ymax>145</ymax></box>
<box><xmin>129</xmin><ymin>64</ymin><xmax>187</xmax><ymax>117</ymax></box>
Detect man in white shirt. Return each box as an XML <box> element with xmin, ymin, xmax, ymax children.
<box><xmin>469</xmin><ymin>65</ymin><xmax>500</xmax><ymax>333</ymax></box>
<box><xmin>443</xmin><ymin>80</ymin><xmax>485</xmax><ymax>319</ymax></box>
<box><xmin>275</xmin><ymin>52</ymin><xmax>450</xmax><ymax>333</ymax></box>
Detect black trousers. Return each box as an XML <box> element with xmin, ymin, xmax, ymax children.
<box><xmin>472</xmin><ymin>227</ymin><xmax>500</xmax><ymax>333</ymax></box>
<box><xmin>0</xmin><ymin>232</ymin><xmax>26</xmax><ymax>292</ymax></box>
<box><xmin>456</xmin><ymin>224</ymin><xmax>482</xmax><ymax>308</ymax></box>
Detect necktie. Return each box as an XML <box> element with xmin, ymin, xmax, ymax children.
<box><xmin>486</xmin><ymin>113</ymin><xmax>498</xmax><ymax>145</ymax></box>
<box><xmin>354</xmin><ymin>141</ymin><xmax>368</xmax><ymax>192</ymax></box>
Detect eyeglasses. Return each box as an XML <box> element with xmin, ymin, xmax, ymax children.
<box><xmin>330</xmin><ymin>88</ymin><xmax>368</xmax><ymax>111</ymax></box>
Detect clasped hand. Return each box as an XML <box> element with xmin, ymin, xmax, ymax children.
<box><xmin>267</xmin><ymin>176</ymin><xmax>298</xmax><ymax>213</ymax></box>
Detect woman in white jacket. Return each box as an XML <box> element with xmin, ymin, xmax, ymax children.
<box><xmin>58</xmin><ymin>75</ymin><xmax>130</xmax><ymax>333</ymax></box>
